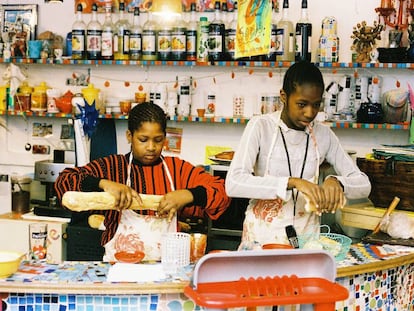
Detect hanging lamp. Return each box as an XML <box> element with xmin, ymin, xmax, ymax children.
<box><xmin>151</xmin><ymin>0</ymin><xmax>182</xmax><ymax>16</ymax></box>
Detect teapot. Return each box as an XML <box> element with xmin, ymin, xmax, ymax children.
<box><xmin>55</xmin><ymin>90</ymin><xmax>74</xmax><ymax>114</ymax></box>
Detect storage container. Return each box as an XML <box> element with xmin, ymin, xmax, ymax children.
<box><xmin>357</xmin><ymin>157</ymin><xmax>414</xmax><ymax>211</ymax></box>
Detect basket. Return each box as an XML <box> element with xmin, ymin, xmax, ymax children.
<box><xmin>298</xmin><ymin>226</ymin><xmax>352</xmax><ymax>261</ymax></box>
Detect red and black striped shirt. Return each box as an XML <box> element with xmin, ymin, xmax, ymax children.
<box><xmin>54</xmin><ymin>153</ymin><xmax>231</xmax><ymax>245</ymax></box>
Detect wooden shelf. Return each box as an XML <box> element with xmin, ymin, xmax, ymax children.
<box><xmin>1</xmin><ymin>110</ymin><xmax>409</xmax><ymax>129</ymax></box>
<box><xmin>2</xmin><ymin>58</ymin><xmax>414</xmax><ymax>69</ymax></box>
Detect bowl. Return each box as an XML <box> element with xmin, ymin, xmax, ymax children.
<box><xmin>114</xmin><ymin>251</ymin><xmax>145</xmax><ymax>264</ymax></box>
<box><xmin>0</xmin><ymin>251</ymin><xmax>24</xmax><ymax>278</ymax></box>
<box><xmin>262</xmin><ymin>243</ymin><xmax>293</xmax><ymax>250</ymax></box>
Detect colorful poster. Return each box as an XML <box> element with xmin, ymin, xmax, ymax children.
<box><xmin>235</xmin><ymin>0</ymin><xmax>272</xmax><ymax>59</ymax></box>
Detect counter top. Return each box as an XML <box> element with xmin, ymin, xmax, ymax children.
<box><xmin>1</xmin><ymin>243</ymin><xmax>413</xmax><ymax>295</ymax></box>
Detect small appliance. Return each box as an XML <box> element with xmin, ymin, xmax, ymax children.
<box><xmin>32</xmin><ymin>160</ymin><xmax>74</xmax><ymax>218</ymax></box>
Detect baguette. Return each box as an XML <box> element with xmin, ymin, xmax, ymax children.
<box><xmin>62</xmin><ymin>191</ymin><xmax>163</xmax><ymax>212</ymax></box>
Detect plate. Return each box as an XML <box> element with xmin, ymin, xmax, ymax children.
<box><xmin>209</xmin><ymin>156</ymin><xmax>232</xmax><ymax>165</ymax></box>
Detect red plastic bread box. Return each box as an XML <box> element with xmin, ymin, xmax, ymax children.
<box><xmin>184</xmin><ymin>249</ymin><xmax>349</xmax><ymax>310</ymax></box>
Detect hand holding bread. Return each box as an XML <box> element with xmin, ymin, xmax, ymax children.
<box><xmin>62</xmin><ymin>191</ymin><xmax>163</xmax><ymax>212</ymax></box>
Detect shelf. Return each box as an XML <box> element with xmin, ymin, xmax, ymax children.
<box><xmin>1</xmin><ymin>110</ymin><xmax>409</xmax><ymax>129</ymax></box>
<box><xmin>325</xmin><ymin>121</ymin><xmax>410</xmax><ymax>130</ymax></box>
<box><xmin>2</xmin><ymin>58</ymin><xmax>414</xmax><ymax>69</ymax></box>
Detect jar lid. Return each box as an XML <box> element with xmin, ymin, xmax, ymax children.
<box><xmin>34</xmin><ymin>82</ymin><xmax>49</xmax><ymax>93</ymax></box>
<box><xmin>18</xmin><ymin>82</ymin><xmax>33</xmax><ymax>94</ymax></box>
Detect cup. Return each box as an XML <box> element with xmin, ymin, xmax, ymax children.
<box><xmin>196</xmin><ymin>108</ymin><xmax>206</xmax><ymax>117</ymax></box>
<box><xmin>119</xmin><ymin>100</ymin><xmax>132</xmax><ymax>115</ymax></box>
<box><xmin>161</xmin><ymin>232</ymin><xmax>190</xmax><ymax>274</ymax></box>
<box><xmin>28</xmin><ymin>40</ymin><xmax>42</xmax><ymax>59</ymax></box>
<box><xmin>135</xmin><ymin>92</ymin><xmax>147</xmax><ymax>104</ymax></box>
<box><xmin>190</xmin><ymin>233</ymin><xmax>207</xmax><ymax>263</ymax></box>
<box><xmin>29</xmin><ymin>223</ymin><xmax>47</xmax><ymax>260</ymax></box>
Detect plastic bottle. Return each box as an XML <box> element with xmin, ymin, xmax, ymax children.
<box><xmin>101</xmin><ymin>2</ymin><xmax>114</xmax><ymax>60</ymax></box>
<box><xmin>114</xmin><ymin>2</ymin><xmax>130</xmax><ymax>60</ymax></box>
<box><xmin>129</xmin><ymin>7</ymin><xmax>142</xmax><ymax>60</ymax></box>
<box><xmin>276</xmin><ymin>0</ymin><xmax>295</xmax><ymax>61</ymax></box>
<box><xmin>157</xmin><ymin>18</ymin><xmax>172</xmax><ymax>61</ymax></box>
<box><xmin>295</xmin><ymin>0</ymin><xmax>312</xmax><ymax>62</ymax></box>
<box><xmin>86</xmin><ymin>3</ymin><xmax>102</xmax><ymax>60</ymax></box>
<box><xmin>225</xmin><ymin>2</ymin><xmax>237</xmax><ymax>61</ymax></box>
<box><xmin>197</xmin><ymin>17</ymin><xmax>209</xmax><ymax>62</ymax></box>
<box><xmin>142</xmin><ymin>11</ymin><xmax>158</xmax><ymax>60</ymax></box>
<box><xmin>72</xmin><ymin>4</ymin><xmax>86</xmax><ymax>60</ymax></box>
<box><xmin>171</xmin><ymin>14</ymin><xmax>187</xmax><ymax>61</ymax></box>
<box><xmin>208</xmin><ymin>1</ymin><xmax>225</xmax><ymax>61</ymax></box>
<box><xmin>186</xmin><ymin>3</ymin><xmax>198</xmax><ymax>61</ymax></box>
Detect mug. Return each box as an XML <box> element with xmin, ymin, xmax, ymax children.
<box><xmin>28</xmin><ymin>40</ymin><xmax>42</xmax><ymax>59</ymax></box>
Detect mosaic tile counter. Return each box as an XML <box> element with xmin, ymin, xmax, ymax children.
<box><xmin>0</xmin><ymin>244</ymin><xmax>413</xmax><ymax>311</ymax></box>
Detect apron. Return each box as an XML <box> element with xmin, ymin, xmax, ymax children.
<box><xmin>240</xmin><ymin>119</ymin><xmax>321</xmax><ymax>248</ymax></box>
<box><xmin>103</xmin><ymin>155</ymin><xmax>177</xmax><ymax>262</ymax></box>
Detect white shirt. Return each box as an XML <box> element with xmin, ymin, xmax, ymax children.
<box><xmin>225</xmin><ymin>111</ymin><xmax>371</xmax><ymax>244</ymax></box>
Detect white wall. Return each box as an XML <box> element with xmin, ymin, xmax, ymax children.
<box><xmin>0</xmin><ymin>0</ymin><xmax>411</xmax><ymax>179</ymax></box>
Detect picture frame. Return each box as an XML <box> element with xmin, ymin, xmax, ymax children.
<box><xmin>0</xmin><ymin>4</ymin><xmax>38</xmax><ymax>58</ymax></box>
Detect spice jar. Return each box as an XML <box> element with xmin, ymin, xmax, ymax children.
<box><xmin>14</xmin><ymin>81</ymin><xmax>33</xmax><ymax>112</ymax></box>
<box><xmin>31</xmin><ymin>82</ymin><xmax>49</xmax><ymax>112</ymax></box>
<box><xmin>206</xmin><ymin>93</ymin><xmax>216</xmax><ymax>117</ymax></box>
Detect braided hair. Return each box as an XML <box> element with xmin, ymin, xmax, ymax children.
<box><xmin>128</xmin><ymin>102</ymin><xmax>167</xmax><ymax>134</ymax></box>
<box><xmin>282</xmin><ymin>61</ymin><xmax>325</xmax><ymax>98</ymax></box>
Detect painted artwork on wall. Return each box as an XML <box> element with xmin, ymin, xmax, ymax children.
<box><xmin>0</xmin><ymin>4</ymin><xmax>38</xmax><ymax>58</ymax></box>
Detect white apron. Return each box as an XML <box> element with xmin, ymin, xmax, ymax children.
<box><xmin>240</xmin><ymin>121</ymin><xmax>321</xmax><ymax>248</ymax></box>
<box><xmin>103</xmin><ymin>156</ymin><xmax>177</xmax><ymax>262</ymax></box>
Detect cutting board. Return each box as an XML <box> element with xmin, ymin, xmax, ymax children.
<box><xmin>362</xmin><ymin>231</ymin><xmax>414</xmax><ymax>247</ymax></box>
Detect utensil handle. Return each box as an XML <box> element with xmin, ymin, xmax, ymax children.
<box><xmin>372</xmin><ymin>196</ymin><xmax>400</xmax><ymax>234</ymax></box>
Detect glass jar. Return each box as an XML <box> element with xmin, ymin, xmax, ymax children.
<box><xmin>11</xmin><ymin>175</ymin><xmax>32</xmax><ymax>214</ymax></box>
<box><xmin>206</xmin><ymin>93</ymin><xmax>216</xmax><ymax>117</ymax></box>
<box><xmin>14</xmin><ymin>81</ymin><xmax>33</xmax><ymax>112</ymax></box>
<box><xmin>31</xmin><ymin>82</ymin><xmax>49</xmax><ymax>112</ymax></box>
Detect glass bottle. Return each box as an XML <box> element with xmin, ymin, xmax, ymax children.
<box><xmin>265</xmin><ymin>1</ymin><xmax>278</xmax><ymax>61</ymax></box>
<box><xmin>225</xmin><ymin>2</ymin><xmax>237</xmax><ymax>61</ymax></box>
<box><xmin>276</xmin><ymin>0</ymin><xmax>295</xmax><ymax>61</ymax></box>
<box><xmin>295</xmin><ymin>0</ymin><xmax>312</xmax><ymax>62</ymax></box>
<box><xmin>157</xmin><ymin>18</ymin><xmax>172</xmax><ymax>60</ymax></box>
<box><xmin>129</xmin><ymin>7</ymin><xmax>142</xmax><ymax>60</ymax></box>
<box><xmin>186</xmin><ymin>3</ymin><xmax>197</xmax><ymax>61</ymax></box>
<box><xmin>171</xmin><ymin>13</ymin><xmax>187</xmax><ymax>61</ymax></box>
<box><xmin>114</xmin><ymin>2</ymin><xmax>130</xmax><ymax>60</ymax></box>
<box><xmin>86</xmin><ymin>3</ymin><xmax>102</xmax><ymax>60</ymax></box>
<box><xmin>197</xmin><ymin>16</ymin><xmax>210</xmax><ymax>62</ymax></box>
<box><xmin>208</xmin><ymin>1</ymin><xmax>225</xmax><ymax>61</ymax></box>
<box><xmin>72</xmin><ymin>3</ymin><xmax>86</xmax><ymax>60</ymax></box>
<box><xmin>142</xmin><ymin>11</ymin><xmax>158</xmax><ymax>60</ymax></box>
<box><xmin>101</xmin><ymin>3</ymin><xmax>114</xmax><ymax>60</ymax></box>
